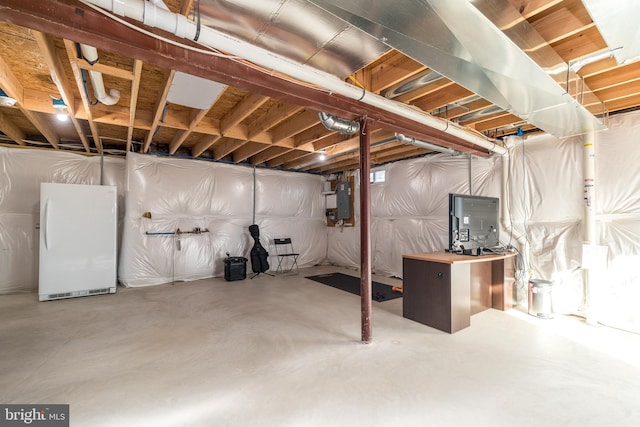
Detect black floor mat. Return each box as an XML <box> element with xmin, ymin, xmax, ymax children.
<box><xmin>305</xmin><ymin>272</ymin><xmax>402</xmax><ymax>302</ymax></box>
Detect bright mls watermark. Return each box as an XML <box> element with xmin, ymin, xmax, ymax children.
<box><xmin>0</xmin><ymin>405</ymin><xmax>69</xmax><ymax>426</ymax></box>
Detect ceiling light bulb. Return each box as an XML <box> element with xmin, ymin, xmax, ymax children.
<box><xmin>319</xmin><ymin>151</ymin><xmax>326</xmax><ymax>161</ymax></box>
<box><xmin>52</xmin><ymin>98</ymin><xmax>69</xmax><ymax>122</ymax></box>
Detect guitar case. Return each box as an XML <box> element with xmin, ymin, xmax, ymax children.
<box><xmin>248</xmin><ymin>224</ymin><xmax>270</xmax><ymax>273</ymax></box>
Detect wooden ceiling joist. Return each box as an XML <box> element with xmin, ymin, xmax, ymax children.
<box><xmin>0</xmin><ymin>54</ymin><xmax>59</xmax><ymax>149</ymax></box>
<box><xmin>249</xmin><ymin>146</ymin><xmax>292</xmax><ymax>165</ymax></box>
<box><xmin>143</xmin><ymin>69</ymin><xmax>175</xmax><ymax>153</ymax></box>
<box><xmin>0</xmin><ymin>0</ymin><xmax>493</xmax><ymax>157</ymax></box>
<box><xmin>33</xmin><ymin>31</ymin><xmax>90</xmax><ymax>152</ymax></box>
<box><xmin>1</xmin><ymin>0</ymin><xmax>638</xmax><ymax>170</ymax></box>
<box><xmin>192</xmin><ymin>134</ymin><xmax>221</xmax><ymax>158</ymax></box>
<box><xmin>169</xmin><ymin>105</ymin><xmax>218</xmax><ymax>154</ymax></box>
<box><xmin>220</xmin><ymin>93</ymin><xmax>269</xmax><ymax>135</ymax></box>
<box><xmin>0</xmin><ymin>109</ymin><xmax>25</xmax><ymax>144</ymax></box>
<box><xmin>127</xmin><ymin>59</ymin><xmax>142</xmax><ymax>152</ymax></box>
<box><xmin>63</xmin><ymin>38</ymin><xmax>101</xmax><ymax>152</ymax></box>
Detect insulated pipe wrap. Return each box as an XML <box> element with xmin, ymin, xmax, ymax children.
<box><xmin>83</xmin><ymin>0</ymin><xmax>505</xmax><ymax>155</ymax></box>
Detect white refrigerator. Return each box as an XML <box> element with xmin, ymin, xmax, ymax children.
<box><xmin>39</xmin><ymin>183</ymin><xmax>118</xmax><ymax>301</ymax></box>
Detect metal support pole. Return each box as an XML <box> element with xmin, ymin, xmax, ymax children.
<box><xmin>359</xmin><ymin>117</ymin><xmax>372</xmax><ymax>343</ymax></box>
<box><xmin>253</xmin><ymin>166</ymin><xmax>257</xmax><ymax>224</ymax></box>
<box><xmin>100</xmin><ymin>148</ymin><xmax>104</xmax><ymax>185</ymax></box>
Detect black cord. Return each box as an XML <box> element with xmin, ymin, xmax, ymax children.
<box><xmin>193</xmin><ymin>0</ymin><xmax>201</xmax><ymax>42</ymax></box>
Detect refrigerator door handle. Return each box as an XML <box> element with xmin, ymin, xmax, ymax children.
<box><xmin>43</xmin><ymin>200</ymin><xmax>50</xmax><ymax>250</ymax></box>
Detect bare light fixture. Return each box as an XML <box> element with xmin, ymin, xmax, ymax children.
<box><xmin>0</xmin><ymin>88</ymin><xmax>17</xmax><ymax>107</ymax></box>
<box><xmin>319</xmin><ymin>150</ymin><xmax>326</xmax><ymax>161</ymax></box>
<box><xmin>52</xmin><ymin>98</ymin><xmax>68</xmax><ymax>122</ymax></box>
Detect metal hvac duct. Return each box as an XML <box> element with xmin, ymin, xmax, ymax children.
<box><xmin>318</xmin><ymin>112</ymin><xmax>360</xmax><ymax>135</ymax></box>
<box><xmin>395</xmin><ymin>133</ymin><xmax>459</xmax><ymax>155</ymax></box>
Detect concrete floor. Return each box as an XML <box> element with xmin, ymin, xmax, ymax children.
<box><xmin>1</xmin><ymin>265</ymin><xmax>640</xmax><ymax>427</ymax></box>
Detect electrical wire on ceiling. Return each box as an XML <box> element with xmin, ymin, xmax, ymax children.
<box><xmin>75</xmin><ymin>43</ymin><xmax>99</xmax><ymax>105</ymax></box>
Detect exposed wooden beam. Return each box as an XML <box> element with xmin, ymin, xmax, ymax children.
<box><xmin>33</xmin><ymin>31</ymin><xmax>90</xmax><ymax>152</ymax></box>
<box><xmin>550</xmin><ymin>26</ymin><xmax>607</xmax><ymax>63</ymax></box>
<box><xmin>311</xmin><ymin>145</ymin><xmax>425</xmax><ymax>174</ymax></box>
<box><xmin>169</xmin><ymin>106</ymin><xmax>212</xmax><ymax>154</ymax></box>
<box><xmin>180</xmin><ymin>0</ymin><xmax>195</xmax><ymax>16</ymax></box>
<box><xmin>585</xmin><ymin>62</ymin><xmax>640</xmax><ymax>92</ymax></box>
<box><xmin>0</xmin><ymin>54</ymin><xmax>59</xmax><ymax>149</ymax></box>
<box><xmin>475</xmin><ymin>113</ymin><xmax>524</xmax><ymax>132</ymax></box>
<box><xmin>313</xmin><ymin>133</ymin><xmax>357</xmax><ymax>152</ymax></box>
<box><xmin>143</xmin><ymin>69</ymin><xmax>175</xmax><ymax>153</ymax></box>
<box><xmin>367</xmin><ymin>51</ymin><xmax>427</xmax><ymax>94</ymax></box>
<box><xmin>413</xmin><ymin>85</ymin><xmax>475</xmax><ymax>113</ymax></box>
<box><xmin>0</xmin><ymin>55</ymin><xmax>23</xmax><ymax>104</ymax></box>
<box><xmin>232</xmin><ymin>142</ymin><xmax>271</xmax><ymax>163</ymax></box>
<box><xmin>0</xmin><ymin>109</ymin><xmax>25</xmax><ymax>144</ymax></box>
<box><xmin>0</xmin><ymin>0</ymin><xmax>493</xmax><ymax>157</ymax></box>
<box><xmin>271</xmin><ymin>110</ymin><xmax>319</xmax><ymax>142</ymax></box>
<box><xmin>74</xmin><ymin>57</ymin><xmax>135</xmax><ymax>81</ymax></box>
<box><xmin>213</xmin><ymin>138</ymin><xmax>246</xmax><ymax>160</ymax></box>
<box><xmin>530</xmin><ymin>6</ymin><xmax>593</xmax><ymax>45</ymax></box>
<box><xmin>220</xmin><ymin>93</ymin><xmax>269</xmax><ymax>135</ymax></box>
<box><xmin>267</xmin><ymin>149</ymin><xmax>310</xmax><ymax>167</ymax></box>
<box><xmin>311</xmin><ymin>155</ymin><xmax>361</xmax><ymax>173</ymax></box>
<box><xmin>63</xmin><ymin>39</ymin><xmax>101</xmax><ymax>152</ymax></box>
<box><xmin>507</xmin><ymin>0</ymin><xmax>564</xmax><ymax>19</ymax></box>
<box><xmin>395</xmin><ymin>79</ymin><xmax>456</xmax><ymax>104</ymax></box>
<box><xmin>192</xmin><ymin>134</ymin><xmax>221</xmax><ymax>158</ymax></box>
<box><xmin>593</xmin><ymin>80</ymin><xmax>640</xmax><ymax>104</ymax></box>
<box><xmin>127</xmin><ymin>59</ymin><xmax>143</xmax><ymax>151</ymax></box>
<box><xmin>433</xmin><ymin>99</ymin><xmax>493</xmax><ymax>120</ymax></box>
<box><xmin>249</xmin><ymin>146</ymin><xmax>292</xmax><ymax>165</ymax></box>
<box><xmin>144</xmin><ymin>0</ymin><xmax>194</xmax><ymax>153</ymax></box>
<box><xmin>373</xmin><ymin>147</ymin><xmax>427</xmax><ymax>164</ymax></box>
<box><xmin>247</xmin><ymin>103</ymin><xmax>303</xmax><ymax>140</ymax></box>
<box><xmin>282</xmin><ymin>152</ymin><xmax>317</xmax><ymax>169</ymax></box>
<box><xmin>293</xmin><ymin>123</ymin><xmax>333</xmax><ymax>148</ymax></box>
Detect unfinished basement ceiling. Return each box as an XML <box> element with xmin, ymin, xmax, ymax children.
<box><xmin>0</xmin><ymin>0</ymin><xmax>639</xmax><ymax>174</ymax></box>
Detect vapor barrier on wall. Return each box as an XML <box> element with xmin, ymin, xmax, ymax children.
<box><xmin>325</xmin><ymin>110</ymin><xmax>640</xmax><ymax>333</ymax></box>
<box><xmin>327</xmin><ymin>154</ymin><xmax>503</xmax><ymax>277</ymax></box>
<box><xmin>118</xmin><ymin>153</ymin><xmax>326</xmax><ymax>287</ymax></box>
<box><xmin>504</xmin><ymin>111</ymin><xmax>640</xmax><ymax>333</ymax></box>
<box><xmin>0</xmin><ymin>147</ymin><xmax>125</xmax><ymax>294</ymax></box>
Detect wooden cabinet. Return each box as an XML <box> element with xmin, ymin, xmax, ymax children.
<box><xmin>402</xmin><ymin>252</ymin><xmax>516</xmax><ymax>333</ymax></box>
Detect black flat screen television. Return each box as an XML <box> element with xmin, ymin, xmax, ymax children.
<box><xmin>448</xmin><ymin>193</ymin><xmax>500</xmax><ymax>255</ymax></box>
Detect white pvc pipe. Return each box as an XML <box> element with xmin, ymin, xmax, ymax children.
<box><xmin>82</xmin><ymin>0</ymin><xmax>506</xmax><ymax>155</ymax></box>
<box><xmin>80</xmin><ymin>44</ymin><xmax>121</xmax><ymax>105</ymax></box>
<box><xmin>583</xmin><ymin>130</ymin><xmax>597</xmax><ymax>325</ymax></box>
<box><xmin>500</xmin><ymin>136</ymin><xmax>530</xmax><ymax>305</ymax></box>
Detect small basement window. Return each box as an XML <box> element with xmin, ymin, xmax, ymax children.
<box><xmin>370</xmin><ymin>168</ymin><xmax>386</xmax><ymax>183</ymax></box>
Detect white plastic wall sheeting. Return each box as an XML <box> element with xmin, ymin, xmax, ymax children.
<box><xmin>118</xmin><ymin>153</ymin><xmax>326</xmax><ymax>287</ymax></box>
<box><xmin>254</xmin><ymin>169</ymin><xmax>327</xmax><ymax>270</ymax></box>
<box><xmin>0</xmin><ymin>147</ymin><xmax>125</xmax><ymax>294</ymax></box>
<box><xmin>504</xmin><ymin>110</ymin><xmax>640</xmax><ymax>332</ymax></box>
<box><xmin>327</xmin><ymin>154</ymin><xmax>502</xmax><ymax>277</ymax></box>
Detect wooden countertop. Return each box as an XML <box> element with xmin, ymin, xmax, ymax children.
<box><xmin>403</xmin><ymin>251</ymin><xmax>516</xmax><ymax>264</ymax></box>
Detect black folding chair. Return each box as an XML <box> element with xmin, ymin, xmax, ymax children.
<box><xmin>273</xmin><ymin>238</ymin><xmax>299</xmax><ymax>274</ymax></box>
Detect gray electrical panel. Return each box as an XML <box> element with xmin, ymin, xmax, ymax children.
<box><xmin>336</xmin><ymin>181</ymin><xmax>351</xmax><ymax>220</ymax></box>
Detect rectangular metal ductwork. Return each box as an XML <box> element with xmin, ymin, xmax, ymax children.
<box><xmin>306</xmin><ymin>0</ymin><xmax>606</xmax><ymax>137</ymax></box>
<box><xmin>198</xmin><ymin>0</ymin><xmax>390</xmax><ymax>78</ymax></box>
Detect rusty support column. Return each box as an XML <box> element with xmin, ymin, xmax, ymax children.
<box><xmin>359</xmin><ymin>117</ymin><xmax>372</xmax><ymax>343</ymax></box>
